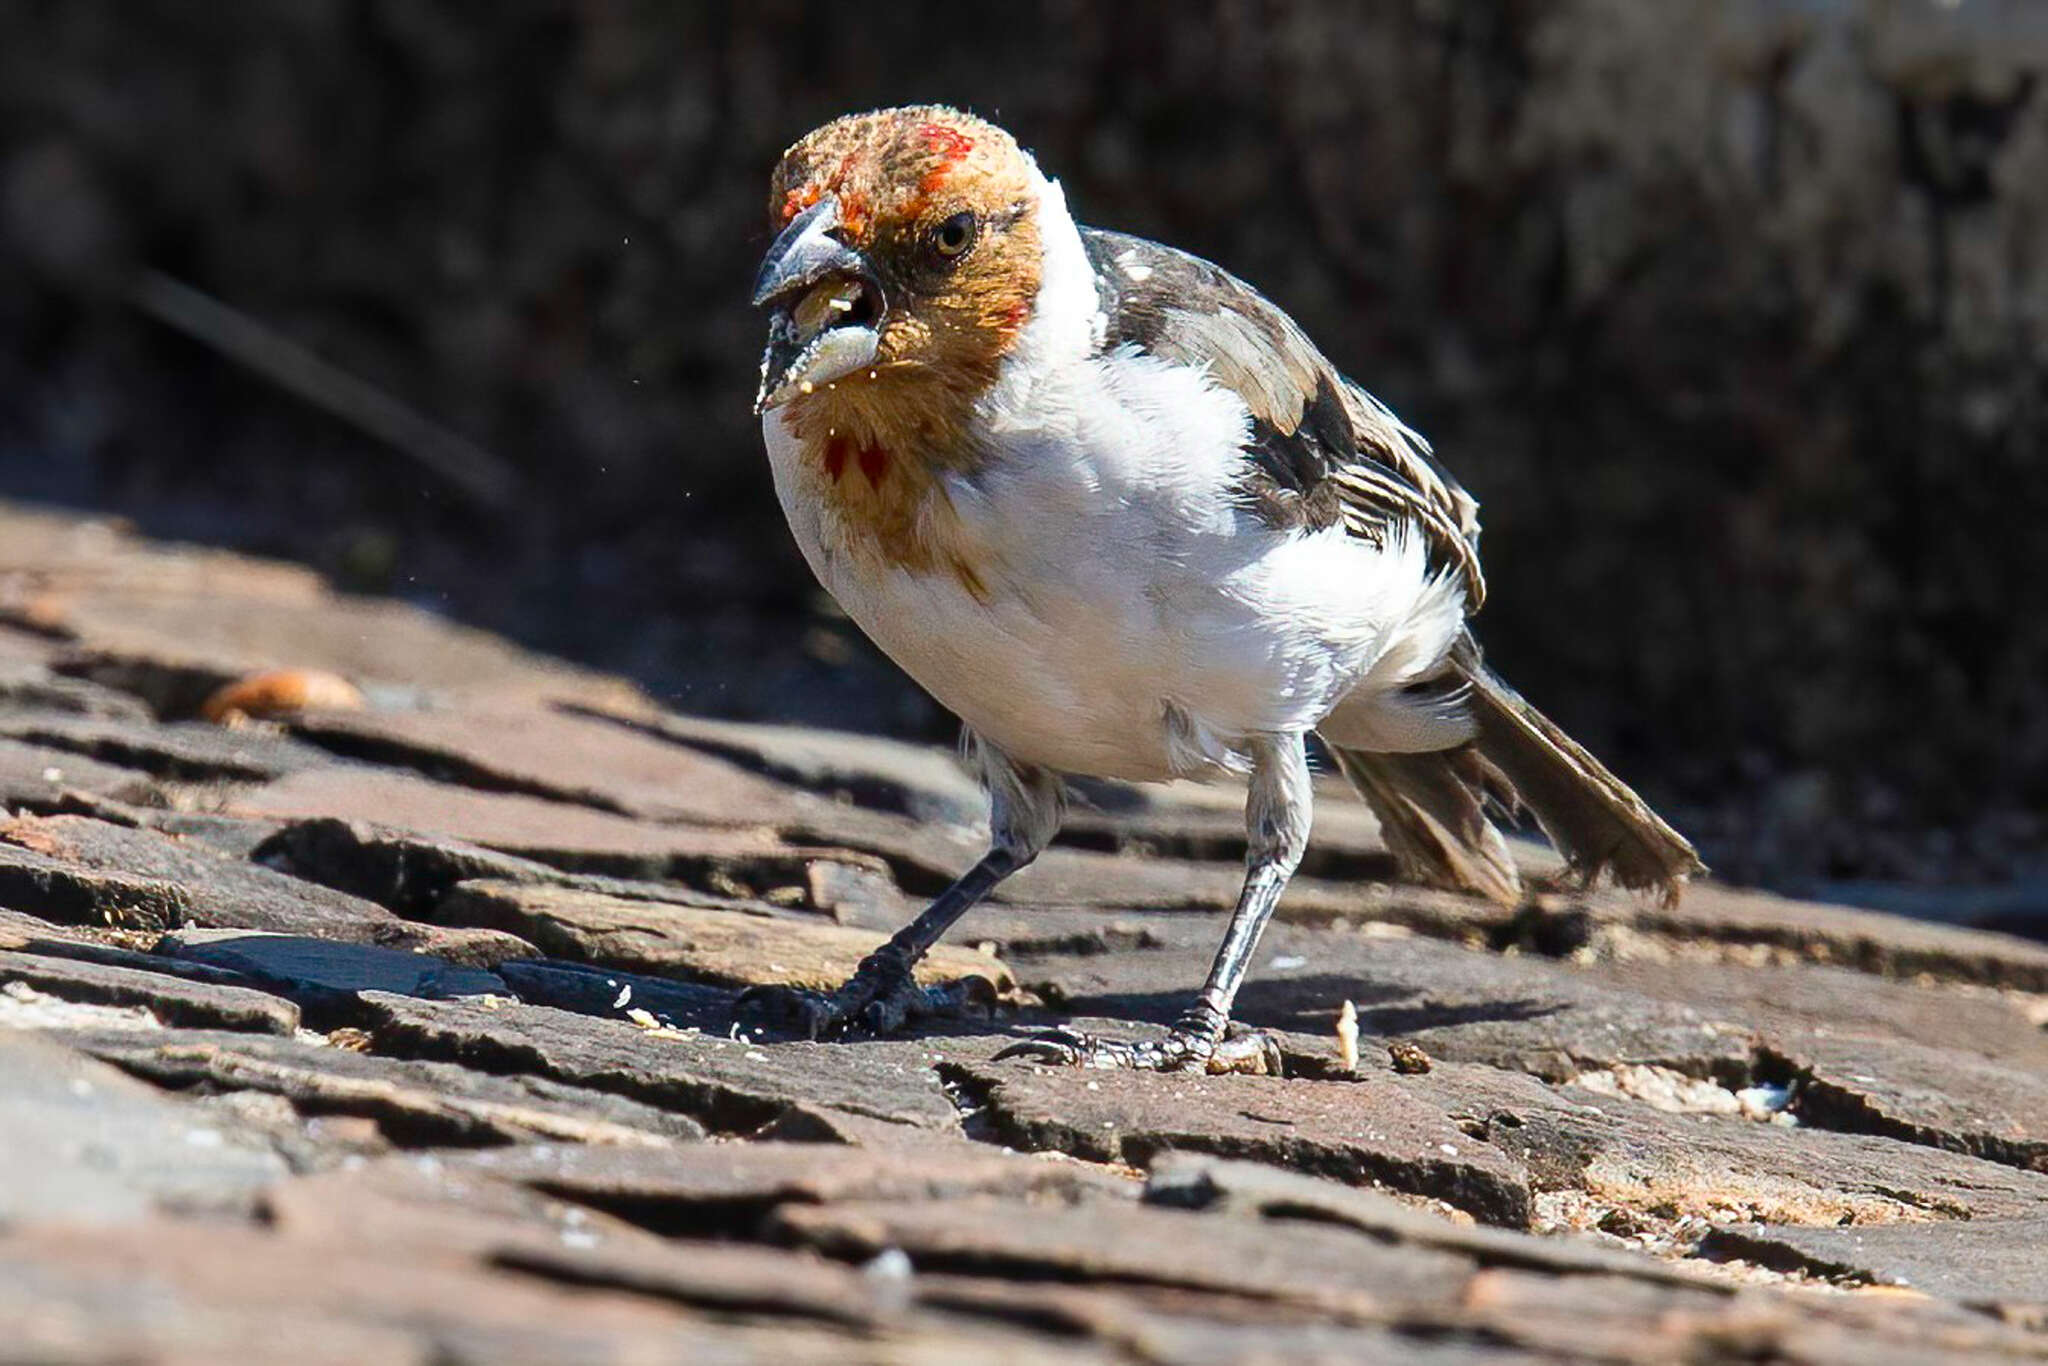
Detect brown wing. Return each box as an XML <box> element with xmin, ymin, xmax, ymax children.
<box><xmin>1080</xmin><ymin>229</ymin><xmax>1486</xmax><ymax>610</ymax></box>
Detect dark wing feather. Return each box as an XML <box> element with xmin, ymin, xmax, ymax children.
<box><xmin>1080</xmin><ymin>228</ymin><xmax>1486</xmax><ymax>610</ymax></box>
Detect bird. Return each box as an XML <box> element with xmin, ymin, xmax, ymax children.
<box><xmin>740</xmin><ymin>105</ymin><xmax>1701</xmax><ymax>1072</ymax></box>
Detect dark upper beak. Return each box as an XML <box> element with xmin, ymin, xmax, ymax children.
<box><xmin>752</xmin><ymin>196</ymin><xmax>869</xmax><ymax>308</ymax></box>
<box><xmin>751</xmin><ymin>194</ymin><xmax>890</xmax><ymax>414</ymax></box>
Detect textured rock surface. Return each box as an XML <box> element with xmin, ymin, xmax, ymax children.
<box><xmin>357</xmin><ymin>992</ymin><xmax>972</xmax><ymax>1136</ymax></box>
<box><xmin>1700</xmin><ymin>1217</ymin><xmax>2048</xmax><ymax>1308</ymax></box>
<box><xmin>233</xmin><ymin>767</ymin><xmax>847</xmax><ymax>895</ymax></box>
<box><xmin>0</xmin><ymin>1031</ymin><xmax>287</xmax><ymax>1225</ymax></box>
<box><xmin>0</xmin><ymin>947</ymin><xmax>302</xmax><ymax>1034</ymax></box>
<box><xmin>437</xmin><ymin>880</ymin><xmax>1013</xmax><ymax>995</ymax></box>
<box><xmin>1</xmin><ymin>503</ymin><xmax>2045</xmax><ymax>1361</ymax></box>
<box><xmin>949</xmin><ymin>1053</ymin><xmax>1535</xmax><ymax>1227</ymax></box>
<box><xmin>66</xmin><ymin>1028</ymin><xmax>707</xmax><ymax>1147</ymax></box>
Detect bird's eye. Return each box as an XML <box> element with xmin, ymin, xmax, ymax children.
<box><xmin>931</xmin><ymin>211</ymin><xmax>976</xmax><ymax>260</ymax></box>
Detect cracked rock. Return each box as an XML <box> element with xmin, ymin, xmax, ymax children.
<box><xmin>358</xmin><ymin>991</ymin><xmax>970</xmax><ymax>1135</ymax></box>
<box><xmin>232</xmin><ymin>767</ymin><xmax>842</xmax><ymax>894</ymax></box>
<box><xmin>461</xmin><ymin>1140</ymin><xmax>1131</xmax><ymax>1227</ymax></box>
<box><xmin>157</xmin><ymin>928</ymin><xmax>509</xmax><ymax>1018</ymax></box>
<box><xmin>65</xmin><ymin>1027</ymin><xmax>706</xmax><ymax>1146</ymax></box>
<box><xmin>947</xmin><ymin>1051</ymin><xmax>1534</xmax><ymax>1227</ymax></box>
<box><xmin>439</xmin><ymin>880</ymin><xmax>1014</xmax><ymax>996</ymax></box>
<box><xmin>1014</xmin><ymin>927</ymin><xmax>1757</xmax><ymax>1084</ymax></box>
<box><xmin>1701</xmin><ymin>1218</ymin><xmax>2048</xmax><ymax>1309</ymax></box>
<box><xmin>1</xmin><ymin>947</ymin><xmax>300</xmax><ymax>1034</ymax></box>
<box><xmin>1759</xmin><ymin>1033</ymin><xmax>2048</xmax><ymax>1171</ymax></box>
<box><xmin>0</xmin><ymin>814</ymin><xmax>526</xmax><ymax>965</ymax></box>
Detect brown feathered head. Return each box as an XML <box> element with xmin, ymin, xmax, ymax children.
<box><xmin>752</xmin><ymin>106</ymin><xmax>1045</xmax><ymax>415</ymax></box>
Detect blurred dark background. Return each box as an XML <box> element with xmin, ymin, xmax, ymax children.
<box><xmin>3</xmin><ymin>1</ymin><xmax>2044</xmax><ymax>909</ymax></box>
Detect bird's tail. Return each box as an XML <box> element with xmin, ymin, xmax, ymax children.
<box><xmin>1326</xmin><ymin>656</ymin><xmax>1702</xmax><ymax>907</ymax></box>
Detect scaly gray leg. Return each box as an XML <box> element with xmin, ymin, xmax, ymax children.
<box><xmin>997</xmin><ymin>731</ymin><xmax>1310</xmax><ymax>1075</ymax></box>
<box><xmin>737</xmin><ymin>733</ymin><xmax>1063</xmax><ymax>1039</ymax></box>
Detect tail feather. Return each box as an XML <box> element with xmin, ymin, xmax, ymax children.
<box><xmin>1326</xmin><ymin>651</ymin><xmax>1703</xmax><ymax>907</ymax></box>
<box><xmin>1462</xmin><ymin>662</ymin><xmax>1702</xmax><ymax>904</ymax></box>
<box><xmin>1329</xmin><ymin>744</ymin><xmax>1524</xmax><ymax>904</ymax></box>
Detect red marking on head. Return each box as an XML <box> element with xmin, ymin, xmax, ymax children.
<box><xmin>780</xmin><ymin>184</ymin><xmax>823</xmax><ymax>227</ymax></box>
<box><xmin>998</xmin><ymin>299</ymin><xmax>1032</xmax><ymax>332</ymax></box>
<box><xmin>783</xmin><ymin>150</ymin><xmax>876</xmax><ymax>232</ymax></box>
<box><xmin>838</xmin><ymin>192</ymin><xmax>872</xmax><ymax>237</ymax></box>
<box><xmin>858</xmin><ymin>444</ymin><xmax>890</xmax><ymax>488</ymax></box>
<box><xmin>921</xmin><ymin>123</ymin><xmax>975</xmax><ymax>163</ymax></box>
<box><xmin>917</xmin><ymin>123</ymin><xmax>975</xmax><ymax>196</ymax></box>
<box><xmin>823</xmin><ymin>438</ymin><xmax>849</xmax><ymax>483</ymax></box>
<box><xmin>815</xmin><ymin>153</ymin><xmax>876</xmax><ymax>235</ymax></box>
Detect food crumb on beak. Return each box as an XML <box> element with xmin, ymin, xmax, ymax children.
<box><xmin>756</xmin><ymin>264</ymin><xmax>882</xmax><ymax>413</ymax></box>
<box><xmin>794</xmin><ymin>276</ymin><xmax>867</xmax><ymax>338</ymax></box>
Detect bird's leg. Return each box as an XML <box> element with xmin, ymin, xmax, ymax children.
<box><xmin>738</xmin><ymin>735</ymin><xmax>1063</xmax><ymax>1039</ymax></box>
<box><xmin>999</xmin><ymin>732</ymin><xmax>1310</xmax><ymax>1075</ymax></box>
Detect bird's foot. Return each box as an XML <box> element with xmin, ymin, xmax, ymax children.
<box><xmin>735</xmin><ymin>947</ymin><xmax>994</xmax><ymax>1040</ymax></box>
<box><xmin>994</xmin><ymin>1017</ymin><xmax>1283</xmax><ymax>1076</ymax></box>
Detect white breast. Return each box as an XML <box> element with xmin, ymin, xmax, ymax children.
<box><xmin>763</xmin><ymin>365</ymin><xmax>1460</xmax><ymax>782</ymax></box>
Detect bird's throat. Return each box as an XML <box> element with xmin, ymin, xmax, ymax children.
<box><xmin>786</xmin><ymin>395</ymin><xmax>992</xmax><ymax>601</ymax></box>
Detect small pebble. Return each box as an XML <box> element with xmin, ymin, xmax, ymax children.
<box><xmin>1389</xmin><ymin>1041</ymin><xmax>1433</xmax><ymax>1075</ymax></box>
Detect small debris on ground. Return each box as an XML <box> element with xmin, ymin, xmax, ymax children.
<box><xmin>1388</xmin><ymin>1041</ymin><xmax>1433</xmax><ymax>1075</ymax></box>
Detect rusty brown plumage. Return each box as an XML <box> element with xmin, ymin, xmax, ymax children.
<box><xmin>766</xmin><ymin>107</ymin><xmax>1045</xmax><ymax>596</ymax></box>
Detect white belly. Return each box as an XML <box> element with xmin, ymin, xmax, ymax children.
<box><xmin>832</xmin><ymin>552</ymin><xmax>1187</xmax><ymax>778</ymax></box>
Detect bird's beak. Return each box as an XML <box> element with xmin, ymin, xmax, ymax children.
<box><xmin>752</xmin><ymin>197</ymin><xmax>885</xmax><ymax>414</ymax></box>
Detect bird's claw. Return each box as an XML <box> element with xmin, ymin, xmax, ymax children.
<box><xmin>994</xmin><ymin>1022</ymin><xmax>1284</xmax><ymax>1076</ymax></box>
<box><xmin>733</xmin><ymin>983</ymin><xmax>837</xmax><ymax>1040</ymax></box>
<box><xmin>735</xmin><ymin>956</ymin><xmax>995</xmax><ymax>1040</ymax></box>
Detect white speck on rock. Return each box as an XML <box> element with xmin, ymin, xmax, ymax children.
<box><xmin>864</xmin><ymin>1247</ymin><xmax>913</xmax><ymax>1282</ymax></box>
<box><xmin>1735</xmin><ymin>1083</ymin><xmax>1798</xmax><ymax>1124</ymax></box>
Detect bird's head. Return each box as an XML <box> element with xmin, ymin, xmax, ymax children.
<box><xmin>752</xmin><ymin>106</ymin><xmax>1043</xmax><ymax>417</ymax></box>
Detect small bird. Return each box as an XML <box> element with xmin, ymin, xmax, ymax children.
<box><xmin>742</xmin><ymin>106</ymin><xmax>1701</xmax><ymax>1072</ymax></box>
